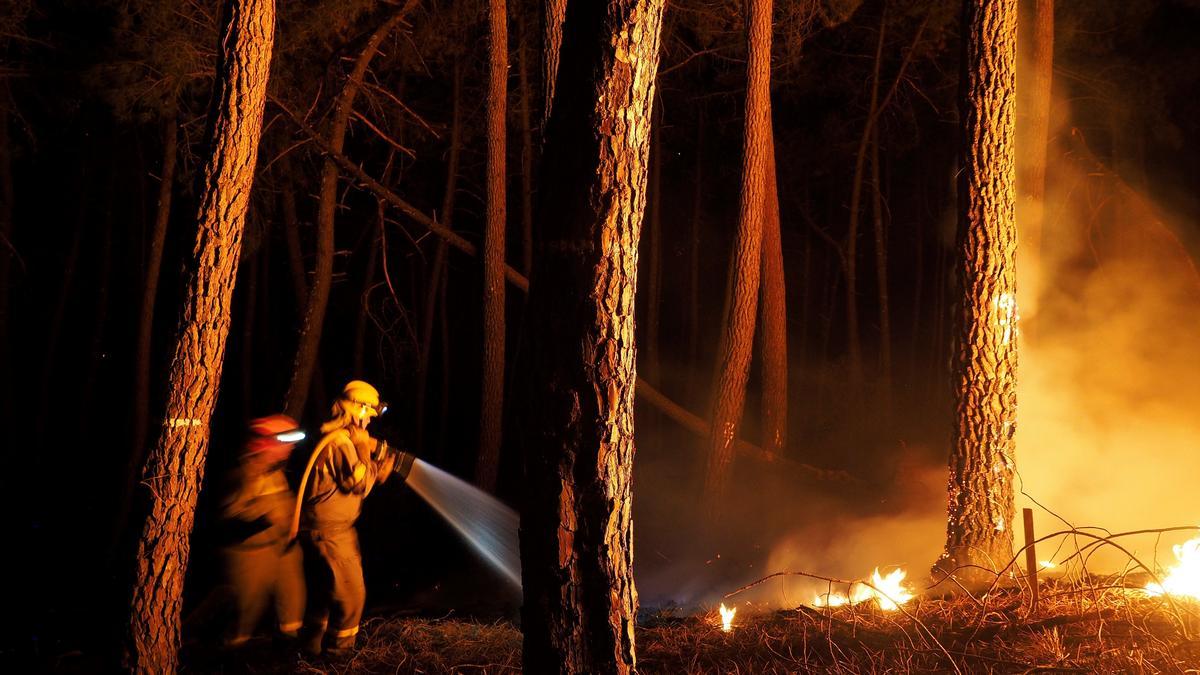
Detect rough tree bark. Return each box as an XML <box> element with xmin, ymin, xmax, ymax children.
<box><xmin>284</xmin><ymin>6</ymin><xmax>413</xmax><ymax>419</ymax></box>
<box><xmin>125</xmin><ymin>0</ymin><xmax>274</xmax><ymax>670</ymax></box>
<box><xmin>125</xmin><ymin>115</ymin><xmax>178</xmax><ymax>538</ymax></box>
<box><xmin>760</xmin><ymin>122</ymin><xmax>788</xmax><ymax>457</ymax></box>
<box><xmin>704</xmin><ymin>0</ymin><xmax>772</xmax><ymax>503</ymax></box>
<box><xmin>519</xmin><ymin>0</ymin><xmax>664</xmax><ymax>671</ymax></box>
<box><xmin>476</xmin><ymin>0</ymin><xmax>507</xmax><ymax>491</ymax></box>
<box><xmin>935</xmin><ymin>0</ymin><xmax>1018</xmax><ymax>588</ymax></box>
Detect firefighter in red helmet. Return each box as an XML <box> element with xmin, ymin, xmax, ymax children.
<box><xmin>219</xmin><ymin>414</ymin><xmax>307</xmax><ymax>647</ymax></box>
<box><xmin>291</xmin><ymin>380</ymin><xmax>415</xmax><ymax>655</ymax></box>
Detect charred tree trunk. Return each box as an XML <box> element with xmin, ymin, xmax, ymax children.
<box><xmin>476</xmin><ymin>0</ymin><xmax>508</xmax><ymax>491</ymax></box>
<box><xmin>126</xmin><ymin>0</ymin><xmax>273</xmax><ymax>670</ymax></box>
<box><xmin>704</xmin><ymin>0</ymin><xmax>772</xmax><ymax>502</ymax></box>
<box><xmin>126</xmin><ymin>116</ymin><xmax>178</xmax><ymax>535</ymax></box>
<box><xmin>935</xmin><ymin>0</ymin><xmax>1018</xmax><ymax>588</ymax></box>
<box><xmin>1016</xmin><ymin>0</ymin><xmax>1052</xmax><ymax>338</ymax></box>
<box><xmin>519</xmin><ymin>0</ymin><xmax>664</xmax><ymax>671</ymax></box>
<box><xmin>284</xmin><ymin>7</ymin><xmax>412</xmax><ymax>419</ymax></box>
<box><xmin>759</xmin><ymin>123</ymin><xmax>788</xmax><ymax>457</ymax></box>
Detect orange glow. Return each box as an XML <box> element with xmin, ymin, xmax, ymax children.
<box><xmin>718</xmin><ymin>603</ymin><xmax>736</xmax><ymax>632</ymax></box>
<box><xmin>813</xmin><ymin>568</ymin><xmax>914</xmax><ymax>611</ymax></box>
<box><xmin>1145</xmin><ymin>537</ymin><xmax>1200</xmax><ymax>602</ymax></box>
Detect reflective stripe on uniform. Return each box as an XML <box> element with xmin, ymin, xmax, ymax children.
<box><xmin>334</xmin><ymin>625</ymin><xmax>360</xmax><ymax>638</ymax></box>
<box><xmin>279</xmin><ymin>621</ymin><xmax>303</xmax><ymax>632</ymax></box>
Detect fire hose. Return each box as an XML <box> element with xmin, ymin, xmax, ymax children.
<box><xmin>287</xmin><ymin>429</ymin><xmax>415</xmax><ymax>540</ymax></box>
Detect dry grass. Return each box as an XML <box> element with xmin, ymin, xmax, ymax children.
<box><xmin>248</xmin><ymin>581</ymin><xmax>1199</xmax><ymax>674</ymax></box>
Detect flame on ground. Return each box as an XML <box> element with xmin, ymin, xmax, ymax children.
<box><xmin>1145</xmin><ymin>536</ymin><xmax>1200</xmax><ymax>601</ymax></box>
<box><xmin>718</xmin><ymin>603</ymin><xmax>736</xmax><ymax>632</ymax></box>
<box><xmin>813</xmin><ymin>567</ymin><xmax>915</xmax><ymax>611</ymax></box>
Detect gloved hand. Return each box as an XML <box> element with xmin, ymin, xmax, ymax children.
<box><xmin>392</xmin><ymin>449</ymin><xmax>416</xmax><ymax>482</ymax></box>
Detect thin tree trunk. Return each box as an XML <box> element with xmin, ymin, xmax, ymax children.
<box><xmin>870</xmin><ymin>127</ymin><xmax>892</xmax><ymax>410</ymax></box>
<box><xmin>704</xmin><ymin>0</ymin><xmax>772</xmax><ymax>503</ymax></box>
<box><xmin>936</xmin><ymin>0</ymin><xmax>1018</xmax><ymax>588</ymax></box>
<box><xmin>643</xmin><ymin>108</ymin><xmax>662</xmax><ymax>383</ymax></box>
<box><xmin>476</xmin><ymin>0</ymin><xmax>508</xmax><ymax>491</ymax></box>
<box><xmin>126</xmin><ymin>0</ymin><xmax>273</xmax><ymax>670</ymax></box>
<box><xmin>519</xmin><ymin>0</ymin><xmax>664</xmax><ymax>670</ymax></box>
<box><xmin>129</xmin><ymin>116</ymin><xmax>177</xmax><ymax>509</ymax></box>
<box><xmin>518</xmin><ymin>13</ymin><xmax>535</xmax><ymax>277</ymax></box>
<box><xmin>759</xmin><ymin>122</ymin><xmax>788</xmax><ymax>457</ymax></box>
<box><xmin>844</xmin><ymin>11</ymin><xmax>887</xmax><ymax>386</ymax></box>
<box><xmin>284</xmin><ymin>5</ymin><xmax>414</xmax><ymax>419</ymax></box>
<box><xmin>418</xmin><ymin>62</ymin><xmax>461</xmax><ymax>454</ymax></box>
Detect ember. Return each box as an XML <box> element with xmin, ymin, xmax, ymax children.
<box><xmin>1145</xmin><ymin>536</ymin><xmax>1200</xmax><ymax>601</ymax></box>
<box><xmin>813</xmin><ymin>567</ymin><xmax>914</xmax><ymax>611</ymax></box>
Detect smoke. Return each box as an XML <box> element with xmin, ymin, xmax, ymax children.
<box><xmin>1013</xmin><ymin>129</ymin><xmax>1200</xmax><ymax>569</ymax></box>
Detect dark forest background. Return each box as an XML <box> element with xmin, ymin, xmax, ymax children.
<box><xmin>3</xmin><ymin>0</ymin><xmax>1199</xmax><ymax>664</ymax></box>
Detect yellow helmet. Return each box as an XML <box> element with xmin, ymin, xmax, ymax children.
<box><xmin>341</xmin><ymin>380</ymin><xmax>386</xmax><ymax>417</ymax></box>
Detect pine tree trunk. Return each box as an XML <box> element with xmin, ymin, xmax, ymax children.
<box><xmin>126</xmin><ymin>0</ymin><xmax>273</xmax><ymax>670</ymax></box>
<box><xmin>128</xmin><ymin>116</ymin><xmax>178</xmax><ymax>521</ymax></box>
<box><xmin>1017</xmin><ymin>0</ymin><xmax>1052</xmax><ymax>338</ymax></box>
<box><xmin>936</xmin><ymin>0</ymin><xmax>1018</xmax><ymax>588</ymax></box>
<box><xmin>704</xmin><ymin>0</ymin><xmax>772</xmax><ymax>503</ymax></box>
<box><xmin>519</xmin><ymin>0</ymin><xmax>664</xmax><ymax>671</ymax></box>
<box><xmin>418</xmin><ymin>62</ymin><xmax>461</xmax><ymax>454</ymax></box>
<box><xmin>284</xmin><ymin>7</ymin><xmax>411</xmax><ymax>419</ymax></box>
<box><xmin>870</xmin><ymin>127</ymin><xmax>892</xmax><ymax>410</ymax></box>
<box><xmin>759</xmin><ymin>122</ymin><xmax>788</xmax><ymax>457</ymax></box>
<box><xmin>476</xmin><ymin>0</ymin><xmax>508</xmax><ymax>491</ymax></box>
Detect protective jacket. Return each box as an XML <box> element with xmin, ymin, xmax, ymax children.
<box><xmin>298</xmin><ymin>427</ymin><xmax>405</xmax><ymax>652</ymax></box>
<box><xmin>220</xmin><ymin>464</ymin><xmax>305</xmax><ymax>644</ymax></box>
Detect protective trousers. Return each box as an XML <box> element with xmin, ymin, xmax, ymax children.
<box><xmin>224</xmin><ymin>541</ymin><xmax>305</xmax><ymax>645</ymax></box>
<box><xmin>301</xmin><ymin>527</ymin><xmax>365</xmax><ymax>651</ymax></box>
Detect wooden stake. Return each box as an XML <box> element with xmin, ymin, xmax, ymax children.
<box><xmin>1023</xmin><ymin>507</ymin><xmax>1039</xmax><ymax>612</ymax></box>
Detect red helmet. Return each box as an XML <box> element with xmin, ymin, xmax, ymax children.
<box><xmin>244</xmin><ymin>414</ymin><xmax>305</xmax><ymax>462</ymax></box>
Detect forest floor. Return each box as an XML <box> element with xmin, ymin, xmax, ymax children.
<box><xmin>180</xmin><ymin>580</ymin><xmax>1200</xmax><ymax>674</ymax></box>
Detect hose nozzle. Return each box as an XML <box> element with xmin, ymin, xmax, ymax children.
<box><xmin>395</xmin><ymin>451</ymin><xmax>416</xmax><ymax>482</ymax></box>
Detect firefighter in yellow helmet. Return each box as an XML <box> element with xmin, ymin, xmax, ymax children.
<box><xmin>220</xmin><ymin>414</ymin><xmax>307</xmax><ymax>647</ymax></box>
<box><xmin>291</xmin><ymin>380</ymin><xmax>415</xmax><ymax>655</ymax></box>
